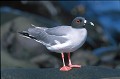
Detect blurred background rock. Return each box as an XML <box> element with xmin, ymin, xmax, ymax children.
<box><xmin>1</xmin><ymin>1</ymin><xmax>120</xmax><ymax>69</ymax></box>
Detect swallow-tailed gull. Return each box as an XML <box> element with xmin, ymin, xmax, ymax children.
<box><xmin>19</xmin><ymin>17</ymin><xmax>94</xmax><ymax>71</ymax></box>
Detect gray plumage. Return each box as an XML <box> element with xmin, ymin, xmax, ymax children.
<box><xmin>19</xmin><ymin>17</ymin><xmax>94</xmax><ymax>53</ymax></box>
<box><xmin>46</xmin><ymin>26</ymin><xmax>72</xmax><ymax>36</ymax></box>
<box><xmin>20</xmin><ymin>26</ymin><xmax>71</xmax><ymax>47</ymax></box>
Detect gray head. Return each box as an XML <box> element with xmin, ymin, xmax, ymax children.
<box><xmin>71</xmin><ymin>17</ymin><xmax>87</xmax><ymax>28</ymax></box>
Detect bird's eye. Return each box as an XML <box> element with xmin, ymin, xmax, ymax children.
<box><xmin>76</xmin><ymin>19</ymin><xmax>82</xmax><ymax>23</ymax></box>
<box><xmin>76</xmin><ymin>20</ymin><xmax>80</xmax><ymax>23</ymax></box>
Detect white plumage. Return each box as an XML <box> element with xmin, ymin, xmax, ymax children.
<box><xmin>47</xmin><ymin>27</ymin><xmax>87</xmax><ymax>53</ymax></box>
<box><xmin>19</xmin><ymin>17</ymin><xmax>94</xmax><ymax>71</ymax></box>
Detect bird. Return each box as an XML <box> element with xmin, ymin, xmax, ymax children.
<box><xmin>19</xmin><ymin>17</ymin><xmax>94</xmax><ymax>71</ymax></box>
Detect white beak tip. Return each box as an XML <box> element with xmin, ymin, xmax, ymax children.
<box><xmin>90</xmin><ymin>22</ymin><xmax>94</xmax><ymax>26</ymax></box>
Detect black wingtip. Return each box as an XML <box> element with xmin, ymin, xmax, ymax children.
<box><xmin>18</xmin><ymin>31</ymin><xmax>29</xmax><ymax>36</ymax></box>
<box><xmin>18</xmin><ymin>31</ymin><xmax>24</xmax><ymax>34</ymax></box>
<box><xmin>18</xmin><ymin>31</ymin><xmax>37</xmax><ymax>40</ymax></box>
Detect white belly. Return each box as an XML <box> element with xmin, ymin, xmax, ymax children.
<box><xmin>68</xmin><ymin>28</ymin><xmax>87</xmax><ymax>52</ymax></box>
<box><xmin>47</xmin><ymin>28</ymin><xmax>87</xmax><ymax>53</ymax></box>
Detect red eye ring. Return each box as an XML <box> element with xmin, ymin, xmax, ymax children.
<box><xmin>76</xmin><ymin>20</ymin><xmax>80</xmax><ymax>23</ymax></box>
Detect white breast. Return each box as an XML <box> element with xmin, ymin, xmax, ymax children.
<box><xmin>68</xmin><ymin>28</ymin><xmax>87</xmax><ymax>51</ymax></box>
<box><xmin>47</xmin><ymin>28</ymin><xmax>87</xmax><ymax>53</ymax></box>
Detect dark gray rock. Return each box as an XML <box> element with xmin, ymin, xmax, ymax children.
<box><xmin>1</xmin><ymin>66</ymin><xmax>120</xmax><ymax>79</ymax></box>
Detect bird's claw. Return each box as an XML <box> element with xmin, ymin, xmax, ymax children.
<box><xmin>60</xmin><ymin>66</ymin><xmax>72</xmax><ymax>71</ymax></box>
<box><xmin>68</xmin><ymin>64</ymin><xmax>81</xmax><ymax>68</ymax></box>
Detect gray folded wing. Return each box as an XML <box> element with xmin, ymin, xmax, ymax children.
<box><xmin>45</xmin><ymin>26</ymin><xmax>72</xmax><ymax>36</ymax></box>
<box><xmin>27</xmin><ymin>26</ymin><xmax>69</xmax><ymax>46</ymax></box>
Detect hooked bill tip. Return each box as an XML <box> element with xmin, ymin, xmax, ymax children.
<box><xmin>90</xmin><ymin>22</ymin><xmax>94</xmax><ymax>26</ymax></box>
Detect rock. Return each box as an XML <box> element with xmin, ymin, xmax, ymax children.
<box><xmin>30</xmin><ymin>54</ymin><xmax>61</xmax><ymax>68</ymax></box>
<box><xmin>1</xmin><ymin>17</ymin><xmax>49</xmax><ymax>60</ymax></box>
<box><xmin>1</xmin><ymin>66</ymin><xmax>120</xmax><ymax>79</ymax></box>
<box><xmin>116</xmin><ymin>65</ymin><xmax>120</xmax><ymax>69</ymax></box>
<box><xmin>71</xmin><ymin>50</ymin><xmax>99</xmax><ymax>66</ymax></box>
<box><xmin>1</xmin><ymin>50</ymin><xmax>38</xmax><ymax>68</ymax></box>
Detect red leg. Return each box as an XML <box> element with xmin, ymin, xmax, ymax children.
<box><xmin>60</xmin><ymin>53</ymin><xmax>71</xmax><ymax>71</ymax></box>
<box><xmin>68</xmin><ymin>52</ymin><xmax>81</xmax><ymax>68</ymax></box>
